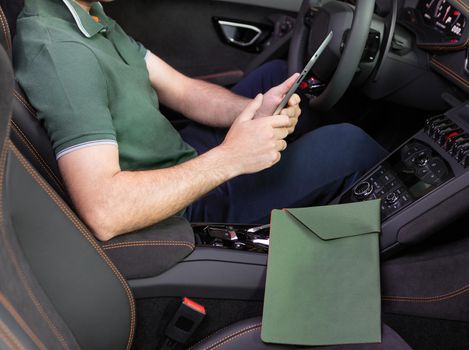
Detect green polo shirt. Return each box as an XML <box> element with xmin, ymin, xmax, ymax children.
<box><xmin>13</xmin><ymin>0</ymin><xmax>197</xmax><ymax>170</ymax></box>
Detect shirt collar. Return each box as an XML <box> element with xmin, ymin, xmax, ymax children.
<box><xmin>60</xmin><ymin>0</ymin><xmax>108</xmax><ymax>38</ymax></box>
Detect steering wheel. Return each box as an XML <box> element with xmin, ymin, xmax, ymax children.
<box><xmin>288</xmin><ymin>0</ymin><xmax>376</xmax><ymax>111</ymax></box>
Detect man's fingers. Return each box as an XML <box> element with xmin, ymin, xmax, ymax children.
<box><xmin>288</xmin><ymin>93</ymin><xmax>301</xmax><ymax>106</ymax></box>
<box><xmin>281</xmin><ymin>107</ymin><xmax>296</xmax><ymax>118</ymax></box>
<box><xmin>274</xmin><ymin>127</ymin><xmax>289</xmax><ymax>140</ymax></box>
<box><xmin>276</xmin><ymin>140</ymin><xmax>287</xmax><ymax>152</ymax></box>
<box><xmin>237</xmin><ymin>94</ymin><xmax>264</xmax><ymax>122</ymax></box>
<box><xmin>269</xmin><ymin>114</ymin><xmax>290</xmax><ymax>128</ymax></box>
<box><xmin>270</xmin><ymin>73</ymin><xmax>300</xmax><ymax>96</ymax></box>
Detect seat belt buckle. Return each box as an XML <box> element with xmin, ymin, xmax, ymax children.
<box><xmin>162</xmin><ymin>297</ymin><xmax>206</xmax><ymax>349</ymax></box>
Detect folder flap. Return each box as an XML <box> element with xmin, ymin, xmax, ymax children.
<box><xmin>284</xmin><ymin>200</ymin><xmax>381</xmax><ymax>241</ymax></box>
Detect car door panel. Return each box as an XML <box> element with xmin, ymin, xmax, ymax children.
<box><xmin>215</xmin><ymin>0</ymin><xmax>302</xmax><ymax>12</ymax></box>
<box><xmin>104</xmin><ymin>0</ymin><xmax>296</xmax><ymax>83</ymax></box>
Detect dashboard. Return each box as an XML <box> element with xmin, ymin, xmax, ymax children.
<box><xmin>400</xmin><ymin>0</ymin><xmax>468</xmax><ymax>47</ymax></box>
<box><xmin>419</xmin><ymin>0</ymin><xmax>466</xmax><ymax>40</ymax></box>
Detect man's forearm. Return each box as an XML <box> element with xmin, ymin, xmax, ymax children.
<box><xmin>146</xmin><ymin>52</ymin><xmax>250</xmax><ymax>127</ymax></box>
<box><xmin>80</xmin><ymin>147</ymin><xmax>236</xmax><ymax>241</ymax></box>
<box><xmin>175</xmin><ymin>78</ymin><xmax>250</xmax><ymax>127</ymax></box>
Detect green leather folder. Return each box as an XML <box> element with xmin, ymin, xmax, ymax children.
<box><xmin>261</xmin><ymin>200</ymin><xmax>382</xmax><ymax>346</ymax></box>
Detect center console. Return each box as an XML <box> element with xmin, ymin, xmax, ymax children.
<box><xmin>129</xmin><ymin>102</ymin><xmax>469</xmax><ymax>301</ymax></box>
<box><xmin>337</xmin><ymin>102</ymin><xmax>469</xmax><ymax>257</ymax></box>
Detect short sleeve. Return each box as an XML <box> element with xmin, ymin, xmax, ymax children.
<box><xmin>128</xmin><ymin>36</ymin><xmax>148</xmax><ymax>60</ymax></box>
<box><xmin>16</xmin><ymin>41</ymin><xmax>117</xmax><ymax>159</ymax></box>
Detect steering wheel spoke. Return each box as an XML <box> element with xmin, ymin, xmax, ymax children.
<box><xmin>288</xmin><ymin>0</ymin><xmax>376</xmax><ymax>111</ymax></box>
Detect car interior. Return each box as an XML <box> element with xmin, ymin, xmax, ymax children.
<box><xmin>0</xmin><ymin>0</ymin><xmax>468</xmax><ymax>349</ymax></box>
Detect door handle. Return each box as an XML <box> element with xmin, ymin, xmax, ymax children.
<box><xmin>216</xmin><ymin>20</ymin><xmax>263</xmax><ymax>47</ymax></box>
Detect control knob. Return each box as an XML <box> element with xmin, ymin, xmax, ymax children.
<box><xmin>353</xmin><ymin>181</ymin><xmax>374</xmax><ymax>200</ymax></box>
<box><xmin>385</xmin><ymin>192</ymin><xmax>399</xmax><ymax>205</ymax></box>
<box><xmin>414</xmin><ymin>154</ymin><xmax>429</xmax><ymax>167</ymax></box>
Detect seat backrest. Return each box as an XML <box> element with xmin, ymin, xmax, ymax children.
<box><xmin>0</xmin><ymin>45</ymin><xmax>136</xmax><ymax>350</ymax></box>
<box><xmin>0</xmin><ymin>3</ymin><xmax>70</xmax><ymax>204</ymax></box>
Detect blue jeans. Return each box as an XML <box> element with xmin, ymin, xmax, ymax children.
<box><xmin>181</xmin><ymin>60</ymin><xmax>387</xmax><ymax>224</ymax></box>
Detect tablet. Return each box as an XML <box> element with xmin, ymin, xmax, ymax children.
<box><xmin>274</xmin><ymin>31</ymin><xmax>333</xmax><ymax>115</ymax></box>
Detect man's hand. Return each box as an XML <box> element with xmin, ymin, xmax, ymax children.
<box><xmin>219</xmin><ymin>94</ymin><xmax>291</xmax><ymax>176</ymax></box>
<box><xmin>255</xmin><ymin>73</ymin><xmax>302</xmax><ymax>135</ymax></box>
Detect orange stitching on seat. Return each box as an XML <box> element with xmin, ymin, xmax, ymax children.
<box><xmin>431</xmin><ymin>58</ymin><xmax>469</xmax><ymax>88</ymax></box>
<box><xmin>0</xmin><ymin>318</ymin><xmax>26</xmax><ymax>350</ymax></box>
<box><xmin>382</xmin><ymin>283</ymin><xmax>469</xmax><ymax>303</ymax></box>
<box><xmin>187</xmin><ymin>324</ymin><xmax>235</xmax><ymax>350</ymax></box>
<box><xmin>102</xmin><ymin>240</ymin><xmax>195</xmax><ymax>251</ymax></box>
<box><xmin>10</xmin><ymin>144</ymin><xmax>136</xmax><ymax>350</ymax></box>
<box><xmin>0</xmin><ymin>293</ymin><xmax>48</xmax><ymax>350</ymax></box>
<box><xmin>0</xmin><ymin>9</ymin><xmax>11</xmax><ymax>53</ymax></box>
<box><xmin>13</xmin><ymin>91</ymin><xmax>37</xmax><ymax>118</ymax></box>
<box><xmin>0</xmin><ymin>145</ymin><xmax>70</xmax><ymax>350</ymax></box>
<box><xmin>199</xmin><ymin>323</ymin><xmax>262</xmax><ymax>350</ymax></box>
<box><xmin>10</xmin><ymin>121</ymin><xmax>66</xmax><ymax>195</ymax></box>
<box><xmin>204</xmin><ymin>325</ymin><xmax>262</xmax><ymax>350</ymax></box>
<box><xmin>12</xmin><ymin>91</ymin><xmax>67</xmax><ymax>195</ymax></box>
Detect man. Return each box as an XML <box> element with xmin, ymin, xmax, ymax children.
<box><xmin>14</xmin><ymin>0</ymin><xmax>386</xmax><ymax>241</ymax></box>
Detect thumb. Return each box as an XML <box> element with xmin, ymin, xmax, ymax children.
<box><xmin>236</xmin><ymin>94</ymin><xmax>264</xmax><ymax>122</ymax></box>
<box><xmin>270</xmin><ymin>73</ymin><xmax>300</xmax><ymax>96</ymax></box>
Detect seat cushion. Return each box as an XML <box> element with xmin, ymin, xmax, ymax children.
<box><xmin>189</xmin><ymin>317</ymin><xmax>411</xmax><ymax>350</ymax></box>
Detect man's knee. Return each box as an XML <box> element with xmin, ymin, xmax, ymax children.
<box><xmin>314</xmin><ymin>123</ymin><xmax>387</xmax><ymax>170</ymax></box>
<box><xmin>262</xmin><ymin>59</ymin><xmax>288</xmax><ymax>72</ymax></box>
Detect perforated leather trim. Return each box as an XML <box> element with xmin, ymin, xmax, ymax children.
<box><xmin>10</xmin><ymin>144</ymin><xmax>136</xmax><ymax>350</ymax></box>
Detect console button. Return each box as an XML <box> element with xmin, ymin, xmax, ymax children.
<box><xmin>414</xmin><ymin>154</ymin><xmax>429</xmax><ymax>167</ymax></box>
<box><xmin>353</xmin><ymin>181</ymin><xmax>374</xmax><ymax>200</ymax></box>
<box><xmin>383</xmin><ymin>180</ymin><xmax>400</xmax><ymax>193</ymax></box>
<box><xmin>449</xmin><ymin>136</ymin><xmax>469</xmax><ymax>156</ymax></box>
<box><xmin>429</xmin><ymin>120</ymin><xmax>452</xmax><ymax>139</ymax></box>
<box><xmin>461</xmin><ymin>150</ymin><xmax>469</xmax><ymax>168</ymax></box>
<box><xmin>385</xmin><ymin>192</ymin><xmax>399</xmax><ymax>205</ymax></box>
<box><xmin>371</xmin><ymin>179</ymin><xmax>383</xmax><ymax>190</ymax></box>
<box><xmin>440</xmin><ymin>128</ymin><xmax>463</xmax><ymax>148</ymax></box>
<box><xmin>406</xmin><ymin>149</ymin><xmax>432</xmax><ymax>168</ymax></box>
<box><xmin>428</xmin><ymin>158</ymin><xmax>448</xmax><ymax>178</ymax></box>
<box><xmin>424</xmin><ymin>115</ymin><xmax>446</xmax><ymax>134</ymax></box>
<box><xmin>416</xmin><ymin>167</ymin><xmax>430</xmax><ymax>178</ymax></box>
<box><xmin>381</xmin><ymin>173</ymin><xmax>395</xmax><ymax>184</ymax></box>
<box><xmin>401</xmin><ymin>142</ymin><xmax>426</xmax><ymax>159</ymax></box>
<box><xmin>436</xmin><ymin>126</ymin><xmax>460</xmax><ymax>146</ymax></box>
<box><xmin>422</xmin><ymin>172</ymin><xmax>441</xmax><ymax>186</ymax></box>
<box><xmin>455</xmin><ymin>143</ymin><xmax>469</xmax><ymax>162</ymax></box>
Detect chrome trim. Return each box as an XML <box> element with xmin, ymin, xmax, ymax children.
<box><xmin>218</xmin><ymin>20</ymin><xmax>262</xmax><ymax>47</ymax></box>
<box><xmin>465</xmin><ymin>49</ymin><xmax>469</xmax><ymax>75</ymax></box>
